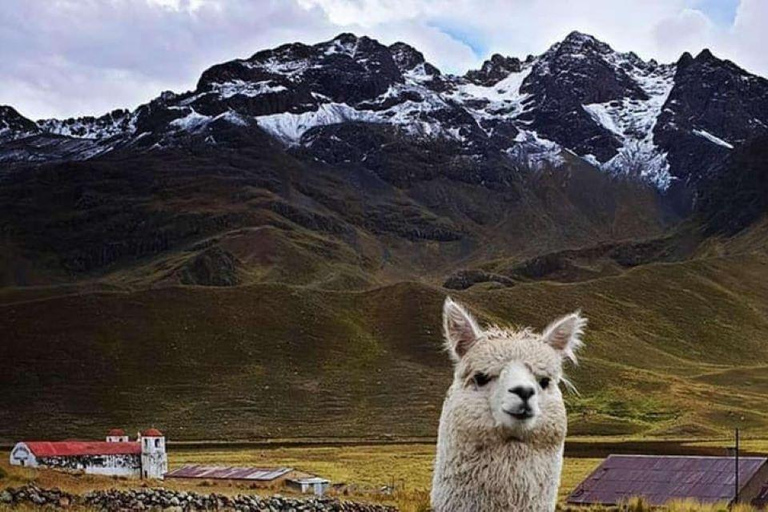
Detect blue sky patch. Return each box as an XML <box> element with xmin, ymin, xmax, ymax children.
<box><xmin>428</xmin><ymin>21</ymin><xmax>488</xmax><ymax>57</ymax></box>
<box><xmin>693</xmin><ymin>0</ymin><xmax>740</xmax><ymax>26</ymax></box>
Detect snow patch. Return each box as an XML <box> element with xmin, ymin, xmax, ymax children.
<box><xmin>256</xmin><ymin>103</ymin><xmax>380</xmax><ymax>143</ymax></box>
<box><xmin>169</xmin><ymin>110</ymin><xmax>212</xmax><ymax>132</ymax></box>
<box><xmin>507</xmin><ymin>130</ymin><xmax>565</xmax><ymax>170</ymax></box>
<box><xmin>693</xmin><ymin>129</ymin><xmax>733</xmax><ymax>149</ymax></box>
<box><xmin>581</xmin><ymin>61</ymin><xmax>676</xmax><ymax>189</ymax></box>
<box><xmin>213</xmin><ymin>80</ymin><xmax>287</xmax><ymax>99</ymax></box>
<box><xmin>450</xmin><ymin>66</ymin><xmax>533</xmax><ymax>122</ymax></box>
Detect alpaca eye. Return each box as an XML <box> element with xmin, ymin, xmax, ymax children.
<box><xmin>472</xmin><ymin>373</ymin><xmax>493</xmax><ymax>387</ymax></box>
<box><xmin>539</xmin><ymin>377</ymin><xmax>551</xmax><ymax>389</ymax></box>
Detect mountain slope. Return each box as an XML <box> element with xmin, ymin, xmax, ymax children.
<box><xmin>0</xmin><ymin>135</ymin><xmax>669</xmax><ymax>288</ymax></box>
<box><xmin>1</xmin><ymin>32</ymin><xmax>768</xmax><ymax>443</ymax></box>
<box><xmin>2</xmin><ymin>251</ymin><xmax>768</xmax><ymax>442</ymax></box>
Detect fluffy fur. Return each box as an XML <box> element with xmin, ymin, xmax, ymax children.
<box><xmin>431</xmin><ymin>298</ymin><xmax>587</xmax><ymax>512</ymax></box>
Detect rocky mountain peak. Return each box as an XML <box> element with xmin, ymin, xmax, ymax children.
<box><xmin>553</xmin><ymin>30</ymin><xmax>613</xmax><ymax>56</ymax></box>
<box><xmin>1</xmin><ymin>31</ymin><xmax>767</xmax><ymax>201</ymax></box>
<box><xmin>0</xmin><ymin>105</ymin><xmax>38</xmax><ymax>142</ymax></box>
<box><xmin>388</xmin><ymin>41</ymin><xmax>440</xmax><ymax>77</ymax></box>
<box><xmin>696</xmin><ymin>48</ymin><xmax>715</xmax><ymax>61</ymax></box>
<box><xmin>465</xmin><ymin>54</ymin><xmax>523</xmax><ymax>86</ymax></box>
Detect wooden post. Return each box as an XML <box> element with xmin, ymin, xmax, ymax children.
<box><xmin>734</xmin><ymin>428</ymin><xmax>740</xmax><ymax>505</ymax></box>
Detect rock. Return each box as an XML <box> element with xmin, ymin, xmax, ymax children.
<box><xmin>0</xmin><ymin>483</ymin><xmax>397</xmax><ymax>512</ymax></box>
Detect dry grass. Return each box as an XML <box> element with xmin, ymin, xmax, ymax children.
<box><xmin>4</xmin><ymin>443</ymin><xmax>762</xmax><ymax>511</ymax></box>
<box><xmin>0</xmin><ymin>445</ymin><xmax>599</xmax><ymax>509</ymax></box>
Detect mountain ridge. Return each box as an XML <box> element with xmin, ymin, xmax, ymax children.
<box><xmin>2</xmin><ymin>30</ymin><xmax>767</xmax><ymax>196</ymax></box>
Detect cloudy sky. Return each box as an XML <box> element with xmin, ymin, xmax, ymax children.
<box><xmin>1</xmin><ymin>0</ymin><xmax>766</xmax><ymax>120</ymax></box>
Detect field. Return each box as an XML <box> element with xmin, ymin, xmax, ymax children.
<box><xmin>2</xmin><ymin>438</ymin><xmax>766</xmax><ymax>511</ymax></box>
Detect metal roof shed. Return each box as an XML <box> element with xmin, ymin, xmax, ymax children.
<box><xmin>165</xmin><ymin>465</ymin><xmax>293</xmax><ymax>484</ymax></box>
<box><xmin>567</xmin><ymin>455</ymin><xmax>768</xmax><ymax>507</ymax></box>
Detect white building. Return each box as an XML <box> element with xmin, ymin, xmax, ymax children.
<box><xmin>9</xmin><ymin>428</ymin><xmax>168</xmax><ymax>479</ymax></box>
<box><xmin>139</xmin><ymin>428</ymin><xmax>168</xmax><ymax>479</ymax></box>
<box><xmin>287</xmin><ymin>476</ymin><xmax>332</xmax><ymax>496</ymax></box>
<box><xmin>106</xmin><ymin>428</ymin><xmax>129</xmax><ymax>443</ymax></box>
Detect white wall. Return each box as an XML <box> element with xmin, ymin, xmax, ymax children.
<box><xmin>9</xmin><ymin>443</ymin><xmax>38</xmax><ymax>468</ymax></box>
<box><xmin>14</xmin><ymin>451</ymin><xmax>141</xmax><ymax>478</ymax></box>
<box><xmin>140</xmin><ymin>436</ymin><xmax>168</xmax><ymax>479</ymax></box>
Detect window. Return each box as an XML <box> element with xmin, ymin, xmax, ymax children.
<box><xmin>154</xmin><ymin>439</ymin><xmax>160</xmax><ymax>448</ymax></box>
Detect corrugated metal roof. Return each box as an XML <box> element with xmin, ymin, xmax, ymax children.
<box><xmin>568</xmin><ymin>455</ymin><xmax>767</xmax><ymax>506</ymax></box>
<box><xmin>165</xmin><ymin>465</ymin><xmax>293</xmax><ymax>481</ymax></box>
<box><xmin>290</xmin><ymin>477</ymin><xmax>330</xmax><ymax>484</ymax></box>
<box><xmin>25</xmin><ymin>441</ymin><xmax>141</xmax><ymax>457</ymax></box>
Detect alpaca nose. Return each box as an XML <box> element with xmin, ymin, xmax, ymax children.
<box><xmin>509</xmin><ymin>386</ymin><xmax>535</xmax><ymax>401</ymax></box>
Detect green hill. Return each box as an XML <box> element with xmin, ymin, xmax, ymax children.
<box><xmin>2</xmin><ymin>247</ymin><xmax>767</xmax><ymax>442</ymax></box>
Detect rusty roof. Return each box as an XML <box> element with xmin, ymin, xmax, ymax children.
<box><xmin>568</xmin><ymin>455</ymin><xmax>767</xmax><ymax>506</ymax></box>
<box><xmin>24</xmin><ymin>441</ymin><xmax>141</xmax><ymax>457</ymax></box>
<box><xmin>165</xmin><ymin>465</ymin><xmax>293</xmax><ymax>481</ymax></box>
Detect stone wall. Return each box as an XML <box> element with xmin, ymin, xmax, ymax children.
<box><xmin>0</xmin><ymin>484</ymin><xmax>398</xmax><ymax>511</ymax></box>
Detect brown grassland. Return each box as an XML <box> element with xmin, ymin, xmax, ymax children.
<box><xmin>1</xmin><ymin>438</ymin><xmax>766</xmax><ymax>511</ymax></box>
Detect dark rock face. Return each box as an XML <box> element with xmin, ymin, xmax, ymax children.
<box><xmin>655</xmin><ymin>49</ymin><xmax>768</xmax><ymax>186</ymax></box>
<box><xmin>465</xmin><ymin>54</ymin><xmax>523</xmax><ymax>86</ymax></box>
<box><xmin>197</xmin><ymin>34</ymin><xmax>404</xmax><ymax>112</ymax></box>
<box><xmin>695</xmin><ymin>135</ymin><xmax>768</xmax><ymax>235</ymax></box>
<box><xmin>518</xmin><ymin>31</ymin><xmax>648</xmax><ymax>161</ymax></box>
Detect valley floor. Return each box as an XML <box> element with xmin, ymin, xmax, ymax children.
<box><xmin>2</xmin><ymin>438</ymin><xmax>767</xmax><ymax>511</ymax></box>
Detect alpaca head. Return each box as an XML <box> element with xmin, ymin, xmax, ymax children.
<box><xmin>441</xmin><ymin>297</ymin><xmax>586</xmax><ymax>443</ymax></box>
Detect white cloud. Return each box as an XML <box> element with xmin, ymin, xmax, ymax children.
<box><xmin>727</xmin><ymin>0</ymin><xmax>768</xmax><ymax>75</ymax></box>
<box><xmin>652</xmin><ymin>8</ymin><xmax>716</xmax><ymax>58</ymax></box>
<box><xmin>0</xmin><ymin>0</ymin><xmax>765</xmax><ymax>119</ymax></box>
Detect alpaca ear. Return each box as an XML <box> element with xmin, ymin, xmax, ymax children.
<box><xmin>443</xmin><ymin>297</ymin><xmax>482</xmax><ymax>362</ymax></box>
<box><xmin>542</xmin><ymin>312</ymin><xmax>587</xmax><ymax>363</ymax></box>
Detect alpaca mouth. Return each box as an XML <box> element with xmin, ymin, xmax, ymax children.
<box><xmin>504</xmin><ymin>408</ymin><xmax>534</xmax><ymax>421</ymax></box>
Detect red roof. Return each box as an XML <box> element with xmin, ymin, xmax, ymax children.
<box><xmin>141</xmin><ymin>428</ymin><xmax>163</xmax><ymax>437</ymax></box>
<box><xmin>24</xmin><ymin>441</ymin><xmax>141</xmax><ymax>457</ymax></box>
<box><xmin>568</xmin><ymin>455</ymin><xmax>768</xmax><ymax>506</ymax></box>
<box><xmin>107</xmin><ymin>429</ymin><xmax>126</xmax><ymax>436</ymax></box>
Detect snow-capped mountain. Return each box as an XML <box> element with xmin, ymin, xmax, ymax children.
<box><xmin>2</xmin><ymin>31</ymin><xmax>767</xmax><ymax>195</ymax></box>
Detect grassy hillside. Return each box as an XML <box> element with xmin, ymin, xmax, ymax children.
<box><xmin>1</xmin><ymin>139</ymin><xmax>767</xmax><ymax>444</ymax></box>
<box><xmin>2</xmin><ymin>248</ymin><xmax>767</xmax><ymax>442</ymax></box>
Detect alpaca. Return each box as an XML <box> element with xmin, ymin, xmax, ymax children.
<box><xmin>431</xmin><ymin>297</ymin><xmax>586</xmax><ymax>512</ymax></box>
